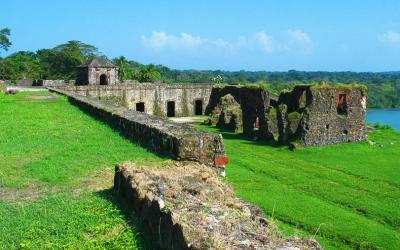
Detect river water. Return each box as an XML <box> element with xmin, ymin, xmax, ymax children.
<box><xmin>366</xmin><ymin>109</ymin><xmax>400</xmax><ymax>130</ymax></box>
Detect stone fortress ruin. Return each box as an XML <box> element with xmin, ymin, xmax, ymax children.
<box><xmin>54</xmin><ymin>57</ymin><xmax>367</xmax><ymax>148</ymax></box>
<box><xmin>7</xmin><ymin>56</ymin><xmax>367</xmax><ymax>249</ymax></box>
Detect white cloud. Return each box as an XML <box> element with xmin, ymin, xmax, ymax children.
<box><xmin>380</xmin><ymin>31</ymin><xmax>400</xmax><ymax>48</ymax></box>
<box><xmin>141</xmin><ymin>31</ymin><xmax>206</xmax><ymax>50</ymax></box>
<box><xmin>141</xmin><ymin>30</ymin><xmax>312</xmax><ymax>54</ymax></box>
<box><xmin>287</xmin><ymin>29</ymin><xmax>312</xmax><ymax>45</ymax></box>
<box><xmin>253</xmin><ymin>31</ymin><xmax>274</xmax><ymax>53</ymax></box>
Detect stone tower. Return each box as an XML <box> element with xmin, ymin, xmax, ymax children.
<box><xmin>76</xmin><ymin>57</ymin><xmax>119</xmax><ymax>85</ymax></box>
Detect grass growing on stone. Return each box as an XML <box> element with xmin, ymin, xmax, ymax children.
<box><xmin>0</xmin><ymin>91</ymin><xmax>165</xmax><ymax>249</ymax></box>
<box><xmin>198</xmin><ymin>124</ymin><xmax>400</xmax><ymax>249</ymax></box>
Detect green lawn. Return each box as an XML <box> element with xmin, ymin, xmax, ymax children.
<box><xmin>197</xmin><ymin>124</ymin><xmax>400</xmax><ymax>249</ymax></box>
<box><xmin>0</xmin><ymin>92</ymin><xmax>165</xmax><ymax>249</ymax></box>
<box><xmin>1</xmin><ymin>91</ymin><xmax>399</xmax><ymax>249</ymax></box>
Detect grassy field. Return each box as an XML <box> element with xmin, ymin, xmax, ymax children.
<box><xmin>1</xmin><ymin>91</ymin><xmax>399</xmax><ymax>249</ymax></box>
<box><xmin>0</xmin><ymin>92</ymin><xmax>165</xmax><ymax>249</ymax></box>
<box><xmin>197</xmin><ymin>124</ymin><xmax>400</xmax><ymax>249</ymax></box>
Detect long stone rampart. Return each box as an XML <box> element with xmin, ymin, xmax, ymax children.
<box><xmin>48</xmin><ymin>88</ymin><xmax>226</xmax><ymax>166</ymax></box>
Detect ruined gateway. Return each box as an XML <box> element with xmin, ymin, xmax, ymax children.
<box><xmin>56</xmin><ymin>57</ymin><xmax>367</xmax><ymax>147</ymax></box>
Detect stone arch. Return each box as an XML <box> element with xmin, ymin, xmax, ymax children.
<box><xmin>99</xmin><ymin>74</ymin><xmax>108</xmax><ymax>85</ymax></box>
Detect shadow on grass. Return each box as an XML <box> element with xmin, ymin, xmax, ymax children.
<box><xmin>95</xmin><ymin>188</ymin><xmax>158</xmax><ymax>250</ymax></box>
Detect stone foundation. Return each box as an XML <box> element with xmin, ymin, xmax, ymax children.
<box><xmin>114</xmin><ymin>162</ymin><xmax>321</xmax><ymax>250</ymax></box>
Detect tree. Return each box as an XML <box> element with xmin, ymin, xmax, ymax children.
<box><xmin>0</xmin><ymin>28</ymin><xmax>12</xmax><ymax>53</ymax></box>
<box><xmin>37</xmin><ymin>41</ymin><xmax>99</xmax><ymax>79</ymax></box>
<box><xmin>0</xmin><ymin>51</ymin><xmax>40</xmax><ymax>80</ymax></box>
<box><xmin>135</xmin><ymin>65</ymin><xmax>161</xmax><ymax>82</ymax></box>
<box><xmin>112</xmin><ymin>56</ymin><xmax>133</xmax><ymax>80</ymax></box>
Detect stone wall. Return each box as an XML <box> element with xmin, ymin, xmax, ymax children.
<box><xmin>278</xmin><ymin>85</ymin><xmax>367</xmax><ymax>146</ymax></box>
<box><xmin>57</xmin><ymin>83</ymin><xmax>213</xmax><ymax>117</ymax></box>
<box><xmin>206</xmin><ymin>85</ymin><xmax>278</xmax><ymax>139</ymax></box>
<box><xmin>48</xmin><ymin>88</ymin><xmax>226</xmax><ymax>166</ymax></box>
<box><xmin>114</xmin><ymin>162</ymin><xmax>321</xmax><ymax>250</ymax></box>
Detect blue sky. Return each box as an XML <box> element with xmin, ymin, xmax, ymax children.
<box><xmin>1</xmin><ymin>0</ymin><xmax>400</xmax><ymax>71</ymax></box>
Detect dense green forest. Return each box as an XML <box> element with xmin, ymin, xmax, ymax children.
<box><xmin>0</xmin><ymin>28</ymin><xmax>399</xmax><ymax>108</ymax></box>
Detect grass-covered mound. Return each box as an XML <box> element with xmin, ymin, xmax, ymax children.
<box><xmin>198</xmin><ymin>124</ymin><xmax>400</xmax><ymax>249</ymax></box>
<box><xmin>0</xmin><ymin>91</ymin><xmax>165</xmax><ymax>248</ymax></box>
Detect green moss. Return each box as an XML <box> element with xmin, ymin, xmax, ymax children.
<box><xmin>310</xmin><ymin>83</ymin><xmax>368</xmax><ymax>95</ymax></box>
<box><xmin>268</xmin><ymin>106</ymin><xmax>277</xmax><ymax>117</ymax></box>
<box><xmin>288</xmin><ymin>111</ymin><xmax>301</xmax><ymax>120</ymax></box>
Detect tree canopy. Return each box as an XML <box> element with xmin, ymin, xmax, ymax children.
<box><xmin>0</xmin><ymin>28</ymin><xmax>12</xmax><ymax>52</ymax></box>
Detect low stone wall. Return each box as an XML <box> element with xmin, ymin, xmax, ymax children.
<box><xmin>114</xmin><ymin>162</ymin><xmax>321</xmax><ymax>249</ymax></box>
<box><xmin>35</xmin><ymin>79</ymin><xmax>74</xmax><ymax>87</ymax></box>
<box><xmin>48</xmin><ymin>88</ymin><xmax>226</xmax><ymax>166</ymax></box>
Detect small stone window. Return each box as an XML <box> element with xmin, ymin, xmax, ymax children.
<box><xmin>337</xmin><ymin>93</ymin><xmax>347</xmax><ymax>115</ymax></box>
<box><xmin>136</xmin><ymin>102</ymin><xmax>145</xmax><ymax>112</ymax></box>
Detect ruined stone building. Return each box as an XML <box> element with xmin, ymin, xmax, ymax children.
<box><xmin>276</xmin><ymin>85</ymin><xmax>367</xmax><ymax>146</ymax></box>
<box><xmin>55</xmin><ymin>57</ymin><xmax>368</xmax><ymax>147</ymax></box>
<box><xmin>206</xmin><ymin>84</ymin><xmax>367</xmax><ymax>146</ymax></box>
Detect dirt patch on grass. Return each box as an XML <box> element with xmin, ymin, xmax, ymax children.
<box><xmin>22</xmin><ymin>93</ymin><xmax>59</xmax><ymax>101</ymax></box>
<box><xmin>0</xmin><ymin>181</ymin><xmax>49</xmax><ymax>203</ymax></box>
<box><xmin>72</xmin><ymin>167</ymin><xmax>115</xmax><ymax>196</ymax></box>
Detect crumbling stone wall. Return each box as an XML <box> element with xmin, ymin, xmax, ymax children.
<box><xmin>114</xmin><ymin>162</ymin><xmax>321</xmax><ymax>250</ymax></box>
<box><xmin>278</xmin><ymin>85</ymin><xmax>367</xmax><ymax>146</ymax></box>
<box><xmin>49</xmin><ymin>88</ymin><xmax>226</xmax><ymax>166</ymax></box>
<box><xmin>211</xmin><ymin>94</ymin><xmax>242</xmax><ymax>131</ymax></box>
<box><xmin>206</xmin><ymin>85</ymin><xmax>278</xmax><ymax>139</ymax></box>
<box><xmin>57</xmin><ymin>83</ymin><xmax>213</xmax><ymax>117</ymax></box>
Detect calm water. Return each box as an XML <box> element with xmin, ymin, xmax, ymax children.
<box><xmin>366</xmin><ymin>109</ymin><xmax>400</xmax><ymax>130</ymax></box>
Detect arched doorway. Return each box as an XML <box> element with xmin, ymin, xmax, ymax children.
<box><xmin>99</xmin><ymin>74</ymin><xmax>108</xmax><ymax>85</ymax></box>
<box><xmin>195</xmin><ymin>100</ymin><xmax>203</xmax><ymax>115</ymax></box>
<box><xmin>167</xmin><ymin>101</ymin><xmax>175</xmax><ymax>117</ymax></box>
